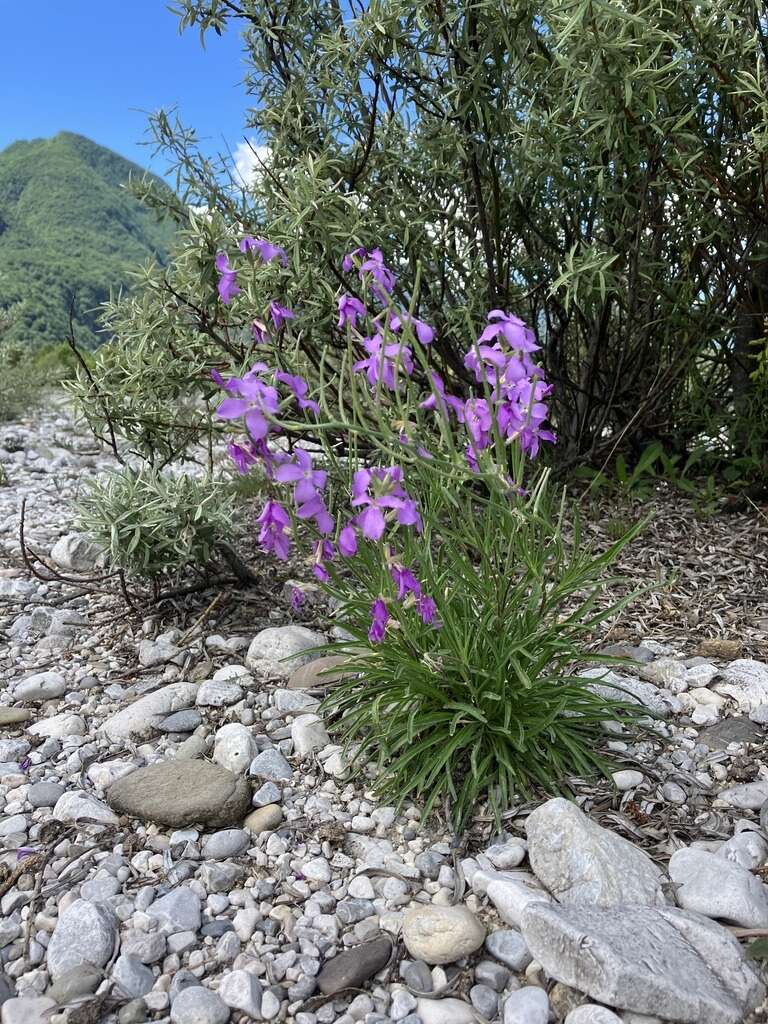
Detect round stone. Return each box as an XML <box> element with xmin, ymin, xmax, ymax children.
<box><xmin>403</xmin><ymin>904</ymin><xmax>485</xmax><ymax>965</ymax></box>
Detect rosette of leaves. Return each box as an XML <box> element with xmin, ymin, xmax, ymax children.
<box><xmin>76</xmin><ymin>467</ymin><xmax>236</xmax><ymax>578</ymax></box>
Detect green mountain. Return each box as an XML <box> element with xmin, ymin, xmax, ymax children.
<box><xmin>0</xmin><ymin>132</ymin><xmax>175</xmax><ymax>348</ymax></box>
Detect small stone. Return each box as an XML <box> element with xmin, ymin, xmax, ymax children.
<box><xmin>118</xmin><ymin>999</ymin><xmax>148</xmax><ymax>1024</ymax></box>
<box><xmin>169</xmin><ymin>986</ymin><xmax>229</xmax><ymax>1024</ymax></box>
<box><xmin>106</xmin><ymin>760</ymin><xmax>251</xmax><ymax>827</ymax></box>
<box><xmin>485</xmin><ymin>839</ymin><xmax>527</xmax><ymax>870</ymax></box>
<box><xmin>719</xmin><ymin>832</ymin><xmax>768</xmax><ymax>871</ymax></box>
<box><xmin>718</xmin><ymin>780</ymin><xmax>768</xmax><ymax>810</ymax></box>
<box><xmin>252</xmin><ymin>781</ymin><xmax>281</xmax><ymax>806</ymax></box>
<box><xmin>611</xmin><ymin>770</ymin><xmax>643</xmax><ymax>791</ymax></box>
<box><xmin>302</xmin><ymin>856</ymin><xmax>332</xmax><ymax>883</ymax></box>
<box><xmin>1</xmin><ymin>997</ymin><xmax>57</xmax><ymax>1024</ymax></box>
<box><xmin>52</xmin><ymin>790</ymin><xmax>119</xmax><ymax>825</ymax></box>
<box><xmin>260</xmin><ymin>990</ymin><xmax>281</xmax><ymax>1019</ymax></box>
<box><xmin>47</xmin><ymin>964</ymin><xmax>102</xmax><ymax>1004</ymax></box>
<box><xmin>138</xmin><ymin>636</ymin><xmax>182</xmax><ymax>668</ymax></box>
<box><xmin>485</xmin><ymin>929</ymin><xmax>532</xmax><ymax>971</ymax></box>
<box><xmin>246</xmin><ymin>626</ymin><xmax>325</xmax><ymax>676</ymax></box>
<box><xmin>714</xmin><ymin>661</ymin><xmax>768</xmax><ymax>711</ymax></box>
<box><xmin>101</xmin><ymin>683</ymin><xmax>199</xmax><ymax>742</ymax></box>
<box><xmin>470</xmin><ymin>984</ymin><xmax>498</xmax><ymax>1019</ymax></box>
<box><xmin>668</xmin><ymin>847</ymin><xmax>768</xmax><ymax>927</ymax></box>
<box><xmin>316</xmin><ymin>936</ymin><xmax>392</xmax><ymax>995</ymax></box>
<box><xmin>250</xmin><ymin>748</ymin><xmax>292</xmax><ymax>781</ymax></box>
<box><xmin>699</xmin><ymin>717</ymin><xmax>764</xmax><ymax>750</ymax></box>
<box><xmin>662</xmin><ymin>782</ymin><xmax>686</xmax><ymax>805</ymax></box>
<box><xmin>196</xmin><ymin>679</ymin><xmax>243</xmax><ymax>707</ymax></box>
<box><xmin>287</xmin><ymin>655</ymin><xmax>352</xmax><ymax>690</ymax></box>
<box><xmin>111</xmin><ymin>955</ymin><xmax>154</xmax><ymax>998</ymax></box>
<box><xmin>146</xmin><ymin>887</ymin><xmax>201</xmax><ymax>934</ymax></box>
<box><xmin>291</xmin><ymin>714</ymin><xmax>330</xmax><ymax>757</ymax></box>
<box><xmin>390</xmin><ymin>989</ymin><xmax>418</xmax><ymax>1020</ymax></box>
<box><xmin>13</xmin><ymin>672</ymin><xmax>66</xmax><ymax>702</ymax></box>
<box><xmin>158</xmin><ymin>710</ymin><xmax>202</xmax><ymax>733</ymax></box>
<box><xmin>565</xmin><ymin>1007</ymin><xmax>623</xmax><ymax>1024</ymax></box>
<box><xmin>402</xmin><ymin>905</ymin><xmax>485</xmax><ymax>965</ymax></box>
<box><xmin>218</xmin><ymin>970</ymin><xmax>262</xmax><ymax>1018</ymax></box>
<box><xmin>50</xmin><ymin>533</ymin><xmax>101</xmax><ymax>572</ymax></box>
<box><xmin>46</xmin><ymin>900</ymin><xmax>117</xmax><ymax>980</ymax></box>
<box><xmin>27</xmin><ymin>782</ymin><xmax>64</xmax><ymax>808</ymax></box>
<box><xmin>201</xmin><ymin>829</ymin><xmax>249</xmax><ymax>860</ymax></box>
<box><xmin>503</xmin><ymin>986</ymin><xmax>550</xmax><ymax>1024</ymax></box>
<box><xmin>213</xmin><ymin>724</ymin><xmax>257</xmax><ymax>775</ymax></box>
<box><xmin>415</xmin><ymin>997</ymin><xmax>477</xmax><ymax>1024</ymax></box>
<box><xmin>0</xmin><ymin>709</ymin><xmax>31</xmax><ymax>726</ymax></box>
<box><xmin>244</xmin><ymin>804</ymin><xmax>283</xmax><ymax>835</ymax></box>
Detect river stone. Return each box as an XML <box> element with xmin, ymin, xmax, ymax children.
<box><xmin>53</xmin><ymin>790</ymin><xmax>119</xmax><ymax>825</ymax></box>
<box><xmin>106</xmin><ymin>760</ymin><xmax>251</xmax><ymax>827</ymax></box>
<box><xmin>195</xmin><ymin>679</ymin><xmax>243</xmax><ymax>707</ymax></box>
<box><xmin>714</xmin><ymin>660</ymin><xmax>768</xmax><ymax>711</ymax></box>
<box><xmin>521</xmin><ymin>902</ymin><xmax>764</xmax><ymax>1024</ymax></box>
<box><xmin>1</xmin><ymin>997</ymin><xmax>57</xmax><ymax>1024</ymax></box>
<box><xmin>46</xmin><ymin>964</ymin><xmax>102</xmax><ymax>1004</ymax></box>
<box><xmin>158</xmin><ymin>709</ymin><xmax>202</xmax><ymax>733</ymax></box>
<box><xmin>218</xmin><ymin>969</ymin><xmax>262</xmax><ymax>1017</ymax></box>
<box><xmin>402</xmin><ymin>905</ymin><xmax>485</xmax><ymax>965</ymax></box>
<box><xmin>580</xmin><ymin>667</ymin><xmax>680</xmax><ymax>716</ymax></box>
<box><xmin>525</xmin><ymin>798</ymin><xmax>668</xmax><ymax>908</ymax></box>
<box><xmin>111</xmin><ymin>955</ymin><xmax>154</xmax><ymax>998</ymax></box>
<box><xmin>50</xmin><ymin>533</ymin><xmax>101</xmax><ymax>572</ymax></box>
<box><xmin>46</xmin><ymin>900</ymin><xmax>117</xmax><ymax>980</ymax></box>
<box><xmin>317</xmin><ymin>935</ymin><xmax>392</xmax><ymax>995</ymax></box>
<box><xmin>147</xmin><ymin>887</ymin><xmax>201</xmax><ymax>934</ymax></box>
<box><xmin>245</xmin><ymin>625</ymin><xmax>325</xmax><ymax>676</ymax></box>
<box><xmin>698</xmin><ymin>717</ymin><xmax>764</xmax><ymax>750</ymax></box>
<box><xmin>244</xmin><ymin>804</ymin><xmax>283</xmax><ymax>835</ymax></box>
<box><xmin>502</xmin><ymin>986</ymin><xmax>550</xmax><ymax>1024</ymax></box>
<box><xmin>27</xmin><ymin>782</ymin><xmax>65</xmax><ymax>808</ymax></box>
<box><xmin>415</xmin><ymin>998</ymin><xmax>477</xmax><ymax>1023</ymax></box>
<box><xmin>0</xmin><ymin>709</ymin><xmax>31</xmax><ymax>726</ymax></box>
<box><xmin>668</xmin><ymin>847</ymin><xmax>768</xmax><ymax>927</ymax></box>
<box><xmin>213</xmin><ymin>723</ymin><xmax>257</xmax><ymax>775</ymax></box>
<box><xmin>101</xmin><ymin>683</ymin><xmax>198</xmax><ymax>742</ymax></box>
<box><xmin>13</xmin><ymin>671</ymin><xmax>67</xmax><ymax>702</ymax></box>
<box><xmin>716</xmin><ymin>779</ymin><xmax>768</xmax><ymax>809</ymax></box>
<box><xmin>170</xmin><ymin>986</ymin><xmax>229</xmax><ymax>1024</ymax></box>
<box><xmin>565</xmin><ymin>1008</ymin><xmax>623</xmax><ymax>1024</ymax></box>
<box><xmin>287</xmin><ymin>654</ymin><xmax>353</xmax><ymax>690</ymax></box>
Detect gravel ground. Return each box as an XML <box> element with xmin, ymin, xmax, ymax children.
<box><xmin>1</xmin><ymin>400</ymin><xmax>768</xmax><ymax>1024</ymax></box>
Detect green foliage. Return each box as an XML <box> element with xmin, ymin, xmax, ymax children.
<box><xmin>321</xmin><ymin>474</ymin><xmax>647</xmax><ymax>827</ymax></box>
<box><xmin>0</xmin><ymin>333</ymin><xmax>85</xmax><ymax>422</ymax></box>
<box><xmin>76</xmin><ymin>468</ymin><xmax>236</xmax><ymax>578</ymax></box>
<box><xmin>0</xmin><ymin>132</ymin><xmax>176</xmax><ymax>348</ymax></box>
<box><xmin>148</xmin><ymin>0</ymin><xmax>768</xmax><ymax>465</ymax></box>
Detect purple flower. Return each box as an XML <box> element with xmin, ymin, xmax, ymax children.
<box><xmin>350</xmin><ymin>466</ymin><xmax>422</xmax><ymax>539</ymax></box>
<box><xmin>215</xmin><ymin>252</ymin><xmax>241</xmax><ymax>304</ymax></box>
<box><xmin>256</xmin><ymin>500</ymin><xmax>291</xmax><ymax>560</ymax></box>
<box><xmin>275</xmin><ymin>371</ymin><xmax>320</xmax><ymax>415</ymax></box>
<box><xmin>390</xmin><ymin>564</ymin><xmax>422</xmax><ymax>601</ymax></box>
<box><xmin>464</xmin><ymin>398</ymin><xmax>494</xmax><ymax>451</ymax></box>
<box><xmin>295</xmin><ymin>493</ymin><xmax>335</xmax><ymax>535</ymax></box>
<box><xmin>16</xmin><ymin>847</ymin><xmax>36</xmax><ymax>862</ymax></box>
<box><xmin>290</xmin><ymin>587</ymin><xmax>306</xmax><ymax>611</ymax></box>
<box><xmin>251</xmin><ymin>319</ymin><xmax>268</xmax><ymax>345</ymax></box>
<box><xmin>240</xmin><ymin>236</ymin><xmax>288</xmax><ymax>266</ymax></box>
<box><xmin>390</xmin><ymin>312</ymin><xmax>435</xmax><ymax>345</ymax></box>
<box><xmin>337</xmin><ymin>294</ymin><xmax>366</xmax><ymax>330</ymax></box>
<box><xmin>338</xmin><ymin>524</ymin><xmax>358</xmax><ymax>557</ymax></box>
<box><xmin>312</xmin><ymin>539</ymin><xmax>335</xmax><ymax>581</ymax></box>
<box><xmin>417</xmin><ymin>594</ymin><xmax>439</xmax><ymax>625</ymax></box>
<box><xmin>342</xmin><ymin>246</ymin><xmax>367</xmax><ymax>272</ymax></box>
<box><xmin>228</xmin><ymin>441</ymin><xmax>257</xmax><ymax>475</ymax></box>
<box><xmin>359</xmin><ymin>248</ymin><xmax>396</xmax><ymax>299</ymax></box>
<box><xmin>269</xmin><ymin>301</ymin><xmax>295</xmax><ymax>330</ymax></box>
<box><xmin>478</xmin><ymin>310</ymin><xmax>540</xmax><ymax>352</ymax></box>
<box><xmin>420</xmin><ymin>371</ymin><xmax>465</xmax><ymax>420</ymax></box>
<box><xmin>353</xmin><ymin>334</ymin><xmax>414</xmax><ymax>390</ymax></box>
<box><xmin>275</xmin><ymin>448</ymin><xmax>327</xmax><ymax>505</ymax></box>
<box><xmin>216</xmin><ymin>367</ymin><xmax>280</xmax><ymax>442</ymax></box>
<box><xmin>368</xmin><ymin>597</ymin><xmax>390</xmax><ymax>643</ymax></box>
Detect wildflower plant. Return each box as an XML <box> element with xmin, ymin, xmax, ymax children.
<box><xmin>204</xmin><ymin>238</ymin><xmax>646</xmax><ymax>827</ymax></box>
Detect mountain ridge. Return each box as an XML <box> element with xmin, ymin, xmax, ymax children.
<box><xmin>0</xmin><ymin>132</ymin><xmax>175</xmax><ymax>347</ymax></box>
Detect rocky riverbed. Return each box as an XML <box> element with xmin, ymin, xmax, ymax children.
<box><xmin>1</xmin><ymin>403</ymin><xmax>768</xmax><ymax>1024</ymax></box>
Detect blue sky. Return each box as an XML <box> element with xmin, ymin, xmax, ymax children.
<box><xmin>0</xmin><ymin>1</ymin><xmax>252</xmax><ymax>177</ymax></box>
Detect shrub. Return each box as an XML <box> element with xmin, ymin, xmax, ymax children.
<box><xmin>76</xmin><ymin>467</ymin><xmax>236</xmax><ymax>579</ymax></box>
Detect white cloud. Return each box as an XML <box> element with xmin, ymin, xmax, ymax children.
<box><xmin>233</xmin><ymin>140</ymin><xmax>271</xmax><ymax>186</ymax></box>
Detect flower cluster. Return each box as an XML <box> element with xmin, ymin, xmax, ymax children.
<box><xmin>212</xmin><ymin>239</ymin><xmax>556</xmax><ymax>643</ymax></box>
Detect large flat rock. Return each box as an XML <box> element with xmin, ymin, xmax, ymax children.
<box><xmin>106</xmin><ymin>760</ymin><xmax>251</xmax><ymax>828</ymax></box>
<box><xmin>521</xmin><ymin>902</ymin><xmax>764</xmax><ymax>1024</ymax></box>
